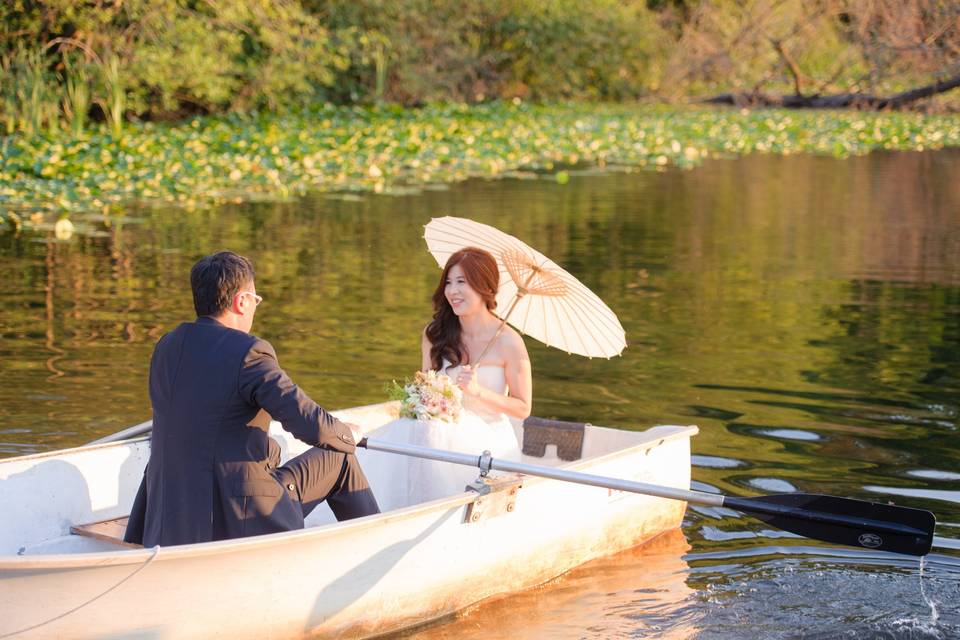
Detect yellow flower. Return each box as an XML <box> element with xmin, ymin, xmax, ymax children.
<box><xmin>54</xmin><ymin>218</ymin><xmax>75</xmax><ymax>240</ymax></box>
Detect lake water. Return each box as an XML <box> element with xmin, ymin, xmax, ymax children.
<box><xmin>1</xmin><ymin>150</ymin><xmax>959</xmax><ymax>638</ymax></box>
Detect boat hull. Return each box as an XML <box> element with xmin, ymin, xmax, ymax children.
<box><xmin>0</xmin><ymin>405</ymin><xmax>696</xmax><ymax>639</ymax></box>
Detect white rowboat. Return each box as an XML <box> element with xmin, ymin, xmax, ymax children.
<box><xmin>0</xmin><ymin>402</ymin><xmax>696</xmax><ymax>639</ymax></box>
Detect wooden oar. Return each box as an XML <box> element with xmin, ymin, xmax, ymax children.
<box><xmin>360</xmin><ymin>438</ymin><xmax>936</xmax><ymax>557</ymax></box>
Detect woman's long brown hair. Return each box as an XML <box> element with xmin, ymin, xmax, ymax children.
<box><xmin>425</xmin><ymin>247</ymin><xmax>500</xmax><ymax>371</ymax></box>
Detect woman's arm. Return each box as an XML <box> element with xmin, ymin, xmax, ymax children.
<box><xmin>461</xmin><ymin>330</ymin><xmax>532</xmax><ymax>420</ymax></box>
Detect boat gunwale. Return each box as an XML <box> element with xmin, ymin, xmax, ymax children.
<box><xmin>0</xmin><ymin>422</ymin><xmax>698</xmax><ymax>570</ymax></box>
<box><xmin>0</xmin><ymin>401</ymin><xmax>398</xmax><ymax>465</ymax></box>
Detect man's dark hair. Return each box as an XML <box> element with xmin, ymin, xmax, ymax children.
<box><xmin>190</xmin><ymin>251</ymin><xmax>255</xmax><ymax>317</ymax></box>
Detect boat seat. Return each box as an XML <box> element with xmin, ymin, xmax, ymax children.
<box><xmin>71</xmin><ymin>516</ymin><xmax>142</xmax><ymax>548</ymax></box>
<box><xmin>522</xmin><ymin>416</ymin><xmax>585</xmax><ymax>461</ymax></box>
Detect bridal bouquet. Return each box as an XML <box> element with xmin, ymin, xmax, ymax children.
<box><xmin>386</xmin><ymin>370</ymin><xmax>463</xmax><ymax>423</ymax></box>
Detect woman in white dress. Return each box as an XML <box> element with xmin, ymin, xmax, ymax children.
<box><xmin>362</xmin><ymin>247</ymin><xmax>533</xmax><ymax>511</ymax></box>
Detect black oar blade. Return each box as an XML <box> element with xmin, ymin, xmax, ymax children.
<box><xmin>724</xmin><ymin>493</ymin><xmax>936</xmax><ymax>557</ymax></box>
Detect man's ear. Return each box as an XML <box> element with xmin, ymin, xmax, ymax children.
<box><xmin>229</xmin><ymin>291</ymin><xmax>244</xmax><ymax>315</ymax></box>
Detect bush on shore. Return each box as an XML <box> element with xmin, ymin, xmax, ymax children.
<box><xmin>2</xmin><ymin>0</ymin><xmax>958</xmax><ymax>138</ymax></box>
<box><xmin>2</xmin><ymin>102</ymin><xmax>958</xmax><ymax>236</ymax></box>
<box><xmin>0</xmin><ymin>0</ymin><xmax>666</xmax><ymax>136</ymax></box>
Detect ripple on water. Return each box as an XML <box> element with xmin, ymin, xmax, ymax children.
<box><xmin>698</xmin><ymin>525</ymin><xmax>803</xmax><ymax>542</ymax></box>
<box><xmin>692</xmin><ymin>454</ymin><xmax>746</xmax><ymax>468</ymax></box>
<box><xmin>689</xmin><ymin>556</ymin><xmax>960</xmax><ymax>640</ymax></box>
<box><xmin>756</xmin><ymin>428</ymin><xmax>822</xmax><ymax>441</ymax></box>
<box><xmin>395</xmin><ymin>529</ymin><xmax>703</xmax><ymax>639</ymax></box>
<box><xmin>748</xmin><ymin>478</ymin><xmax>798</xmax><ymax>493</ymax></box>
<box><xmin>864</xmin><ymin>485</ymin><xmax>960</xmax><ymax>506</ymax></box>
<box><xmin>688</xmin><ymin>506</ymin><xmax>743</xmax><ymax>521</ymax></box>
<box><xmin>691</xmin><ymin>480</ymin><xmax>723</xmax><ymax>494</ymax></box>
<box><xmin>906</xmin><ymin>470</ymin><xmax>960</xmax><ymax>482</ymax></box>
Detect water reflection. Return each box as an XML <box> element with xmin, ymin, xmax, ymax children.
<box><xmin>1</xmin><ymin>149</ymin><xmax>959</xmax><ymax>635</ymax></box>
<box><xmin>394</xmin><ymin>529</ymin><xmax>699</xmax><ymax>640</ymax></box>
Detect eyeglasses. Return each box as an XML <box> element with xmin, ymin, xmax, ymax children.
<box><xmin>238</xmin><ymin>291</ymin><xmax>263</xmax><ymax>307</ymax></box>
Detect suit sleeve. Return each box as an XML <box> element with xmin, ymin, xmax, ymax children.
<box><xmin>237</xmin><ymin>338</ymin><xmax>356</xmax><ymax>453</ymax></box>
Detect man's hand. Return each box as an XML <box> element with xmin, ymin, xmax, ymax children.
<box><xmin>346</xmin><ymin>422</ymin><xmax>365</xmax><ymax>446</ymax></box>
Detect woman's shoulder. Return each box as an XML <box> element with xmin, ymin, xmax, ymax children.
<box><xmin>496</xmin><ymin>325</ymin><xmax>527</xmax><ymax>353</ymax></box>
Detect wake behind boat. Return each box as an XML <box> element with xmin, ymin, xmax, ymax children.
<box><xmin>0</xmin><ymin>401</ymin><xmax>696</xmax><ymax>639</ymax></box>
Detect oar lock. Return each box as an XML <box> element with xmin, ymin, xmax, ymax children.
<box><xmin>477</xmin><ymin>450</ymin><xmax>494</xmax><ymax>477</ymax></box>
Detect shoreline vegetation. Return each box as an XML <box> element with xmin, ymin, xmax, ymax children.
<box><xmin>2</xmin><ymin>102</ymin><xmax>960</xmax><ymax>236</ymax></box>
<box><xmin>2</xmin><ymin>2</ymin><xmax>959</xmax><ymax>236</ymax></box>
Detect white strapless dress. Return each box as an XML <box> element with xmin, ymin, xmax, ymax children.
<box><xmin>359</xmin><ymin>363</ymin><xmax>522</xmax><ymax>512</ymax></box>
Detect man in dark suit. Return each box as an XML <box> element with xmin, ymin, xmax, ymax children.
<box><xmin>125</xmin><ymin>251</ymin><xmax>379</xmax><ymax>546</ymax></box>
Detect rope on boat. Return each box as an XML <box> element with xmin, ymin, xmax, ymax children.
<box><xmin>0</xmin><ymin>546</ymin><xmax>160</xmax><ymax>638</ymax></box>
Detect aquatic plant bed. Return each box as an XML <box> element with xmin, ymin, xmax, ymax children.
<box><xmin>2</xmin><ymin>102</ymin><xmax>959</xmax><ymax>232</ymax></box>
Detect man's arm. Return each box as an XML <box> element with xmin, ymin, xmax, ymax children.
<box><xmin>237</xmin><ymin>338</ymin><xmax>357</xmax><ymax>453</ymax></box>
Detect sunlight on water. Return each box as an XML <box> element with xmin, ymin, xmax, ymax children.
<box><xmin>908</xmin><ymin>470</ymin><xmax>960</xmax><ymax>482</ymax></box>
<box><xmin>755</xmin><ymin>428</ymin><xmax>821</xmax><ymax>441</ymax></box>
<box><xmin>1</xmin><ymin>150</ymin><xmax>959</xmax><ymax>637</ymax></box>
<box><xmin>865</xmin><ymin>486</ymin><xmax>960</xmax><ymax>506</ymax></box>
<box><xmin>691</xmin><ymin>455</ymin><xmax>744</xmax><ymax>469</ymax></box>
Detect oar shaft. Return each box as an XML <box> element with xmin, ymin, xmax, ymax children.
<box><xmin>366</xmin><ymin>438</ymin><xmax>483</xmax><ymax>468</ymax></box>
<box><xmin>87</xmin><ymin>420</ymin><xmax>153</xmax><ymax>445</ymax></box>
<box><xmin>493</xmin><ymin>454</ymin><xmax>723</xmax><ymax>505</ymax></box>
<box><xmin>362</xmin><ymin>438</ymin><xmax>724</xmax><ymax>507</ymax></box>
<box><xmin>361</xmin><ymin>438</ymin><xmax>934</xmax><ymax>549</ymax></box>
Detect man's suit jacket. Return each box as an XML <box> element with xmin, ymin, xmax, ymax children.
<box><xmin>124</xmin><ymin>316</ymin><xmax>356</xmax><ymax>546</ymax></box>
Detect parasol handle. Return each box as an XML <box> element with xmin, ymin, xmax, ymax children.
<box><xmin>472</xmin><ymin>270</ymin><xmax>536</xmax><ymax>365</ymax></box>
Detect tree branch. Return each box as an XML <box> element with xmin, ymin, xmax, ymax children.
<box><xmin>703</xmin><ymin>72</ymin><xmax>960</xmax><ymax>109</ymax></box>
<box><xmin>768</xmin><ymin>37</ymin><xmax>805</xmax><ymax>96</ymax></box>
